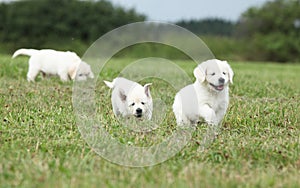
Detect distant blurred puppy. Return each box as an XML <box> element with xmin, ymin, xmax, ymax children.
<box><xmin>173</xmin><ymin>59</ymin><xmax>234</xmax><ymax>126</ymax></box>
<box><xmin>12</xmin><ymin>48</ymin><xmax>94</xmax><ymax>82</ymax></box>
<box><xmin>104</xmin><ymin>77</ymin><xmax>153</xmax><ymax>120</ymax></box>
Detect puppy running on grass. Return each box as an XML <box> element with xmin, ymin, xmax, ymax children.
<box><xmin>173</xmin><ymin>59</ymin><xmax>234</xmax><ymax>126</ymax></box>
<box><xmin>104</xmin><ymin>77</ymin><xmax>153</xmax><ymax>120</ymax></box>
<box><xmin>12</xmin><ymin>48</ymin><xmax>94</xmax><ymax>82</ymax></box>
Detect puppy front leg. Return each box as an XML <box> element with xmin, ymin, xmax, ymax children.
<box><xmin>59</xmin><ymin>73</ymin><xmax>69</xmax><ymax>82</ymax></box>
<box><xmin>215</xmin><ymin>108</ymin><xmax>226</xmax><ymax>125</ymax></box>
<box><xmin>215</xmin><ymin>102</ymin><xmax>229</xmax><ymax>125</ymax></box>
<box><xmin>199</xmin><ymin>104</ymin><xmax>218</xmax><ymax>125</ymax></box>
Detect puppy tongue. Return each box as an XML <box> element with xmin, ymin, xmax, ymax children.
<box><xmin>217</xmin><ymin>85</ymin><xmax>224</xmax><ymax>90</ymax></box>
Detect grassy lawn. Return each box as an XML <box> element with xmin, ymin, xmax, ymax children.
<box><xmin>1</xmin><ymin>54</ymin><xmax>300</xmax><ymax>187</ymax></box>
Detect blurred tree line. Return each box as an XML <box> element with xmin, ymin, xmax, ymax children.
<box><xmin>235</xmin><ymin>0</ymin><xmax>300</xmax><ymax>62</ymax></box>
<box><xmin>176</xmin><ymin>18</ymin><xmax>234</xmax><ymax>36</ymax></box>
<box><xmin>176</xmin><ymin>0</ymin><xmax>300</xmax><ymax>62</ymax></box>
<box><xmin>0</xmin><ymin>0</ymin><xmax>145</xmax><ymax>54</ymax></box>
<box><xmin>0</xmin><ymin>0</ymin><xmax>299</xmax><ymax>62</ymax></box>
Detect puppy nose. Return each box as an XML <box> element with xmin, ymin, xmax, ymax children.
<box><xmin>219</xmin><ymin>78</ymin><xmax>225</xmax><ymax>84</ymax></box>
<box><xmin>136</xmin><ymin>108</ymin><xmax>142</xmax><ymax>114</ymax></box>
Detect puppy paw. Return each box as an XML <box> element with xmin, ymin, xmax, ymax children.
<box><xmin>205</xmin><ymin>118</ymin><xmax>219</xmax><ymax>126</ymax></box>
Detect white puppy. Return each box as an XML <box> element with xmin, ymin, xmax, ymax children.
<box><xmin>173</xmin><ymin>59</ymin><xmax>234</xmax><ymax>126</ymax></box>
<box><xmin>12</xmin><ymin>48</ymin><xmax>94</xmax><ymax>82</ymax></box>
<box><xmin>104</xmin><ymin>77</ymin><xmax>153</xmax><ymax>120</ymax></box>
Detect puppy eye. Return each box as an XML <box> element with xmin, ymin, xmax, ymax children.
<box><xmin>130</xmin><ymin>103</ymin><xmax>135</xmax><ymax>106</ymax></box>
<box><xmin>211</xmin><ymin>73</ymin><xmax>215</xmax><ymax>76</ymax></box>
<box><xmin>223</xmin><ymin>72</ymin><xmax>226</xmax><ymax>75</ymax></box>
<box><xmin>141</xmin><ymin>102</ymin><xmax>145</xmax><ymax>105</ymax></box>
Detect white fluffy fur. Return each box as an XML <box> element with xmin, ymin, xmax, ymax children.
<box><xmin>104</xmin><ymin>77</ymin><xmax>153</xmax><ymax>120</ymax></box>
<box><xmin>173</xmin><ymin>59</ymin><xmax>234</xmax><ymax>126</ymax></box>
<box><xmin>12</xmin><ymin>48</ymin><xmax>94</xmax><ymax>82</ymax></box>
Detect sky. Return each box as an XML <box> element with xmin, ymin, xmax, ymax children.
<box><xmin>108</xmin><ymin>0</ymin><xmax>270</xmax><ymax>22</ymax></box>
<box><xmin>0</xmin><ymin>0</ymin><xmax>270</xmax><ymax>22</ymax></box>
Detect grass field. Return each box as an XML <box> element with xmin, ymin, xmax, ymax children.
<box><xmin>1</xmin><ymin>54</ymin><xmax>300</xmax><ymax>187</ymax></box>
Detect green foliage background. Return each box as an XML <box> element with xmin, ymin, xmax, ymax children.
<box><xmin>0</xmin><ymin>0</ymin><xmax>299</xmax><ymax>62</ymax></box>
<box><xmin>0</xmin><ymin>0</ymin><xmax>145</xmax><ymax>55</ymax></box>
<box><xmin>235</xmin><ymin>0</ymin><xmax>300</xmax><ymax>62</ymax></box>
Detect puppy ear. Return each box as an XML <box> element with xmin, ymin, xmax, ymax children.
<box><xmin>224</xmin><ymin>61</ymin><xmax>234</xmax><ymax>84</ymax></box>
<box><xmin>144</xmin><ymin>83</ymin><xmax>152</xmax><ymax>98</ymax></box>
<box><xmin>68</xmin><ymin>64</ymin><xmax>78</xmax><ymax>80</ymax></box>
<box><xmin>104</xmin><ymin>80</ymin><xmax>114</xmax><ymax>88</ymax></box>
<box><xmin>119</xmin><ymin>89</ymin><xmax>127</xmax><ymax>102</ymax></box>
<box><xmin>193</xmin><ymin>65</ymin><xmax>206</xmax><ymax>83</ymax></box>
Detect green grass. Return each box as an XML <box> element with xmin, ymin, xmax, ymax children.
<box><xmin>1</xmin><ymin>54</ymin><xmax>300</xmax><ymax>187</ymax></box>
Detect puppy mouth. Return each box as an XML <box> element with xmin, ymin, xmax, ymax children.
<box><xmin>209</xmin><ymin>83</ymin><xmax>224</xmax><ymax>91</ymax></box>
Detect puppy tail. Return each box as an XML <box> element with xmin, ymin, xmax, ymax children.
<box><xmin>103</xmin><ymin>80</ymin><xmax>114</xmax><ymax>88</ymax></box>
<box><xmin>12</xmin><ymin>49</ymin><xmax>39</xmax><ymax>59</ymax></box>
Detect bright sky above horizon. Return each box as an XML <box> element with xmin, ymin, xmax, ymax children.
<box><xmin>108</xmin><ymin>0</ymin><xmax>270</xmax><ymax>22</ymax></box>
<box><xmin>0</xmin><ymin>0</ymin><xmax>271</xmax><ymax>22</ymax></box>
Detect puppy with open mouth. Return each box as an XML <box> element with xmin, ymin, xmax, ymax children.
<box><xmin>173</xmin><ymin>59</ymin><xmax>234</xmax><ymax>126</ymax></box>
<box><xmin>12</xmin><ymin>48</ymin><xmax>94</xmax><ymax>82</ymax></box>
<box><xmin>104</xmin><ymin>77</ymin><xmax>153</xmax><ymax>120</ymax></box>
